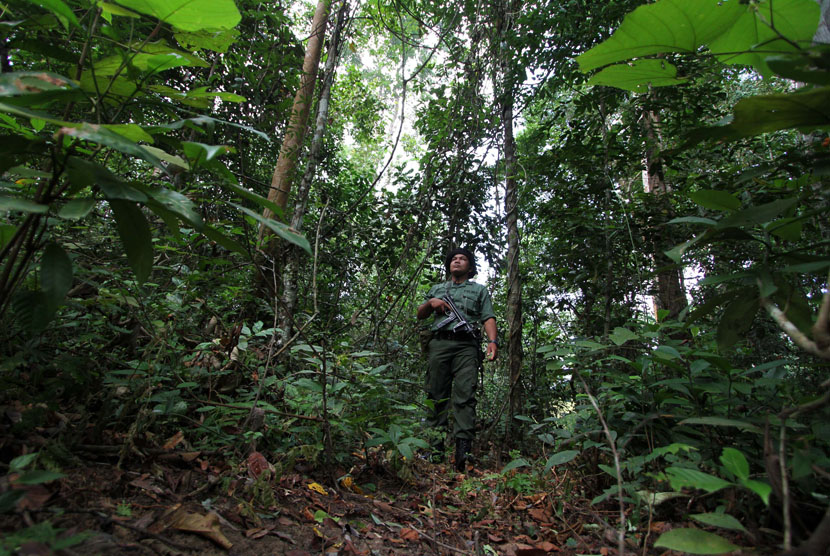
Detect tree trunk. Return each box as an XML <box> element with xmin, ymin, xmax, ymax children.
<box><xmin>504</xmin><ymin>97</ymin><xmax>523</xmax><ymax>433</ymax></box>
<box><xmin>281</xmin><ymin>0</ymin><xmax>348</xmax><ymax>343</ymax></box>
<box><xmin>642</xmin><ymin>107</ymin><xmax>687</xmax><ymax>320</ymax></box>
<box><xmin>259</xmin><ymin>0</ymin><xmax>330</xmax><ymax>240</ymax></box>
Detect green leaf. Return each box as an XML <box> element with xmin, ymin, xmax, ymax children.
<box><xmin>654</xmin><ymin>528</ymin><xmax>741</xmax><ymax>554</ymax></box>
<box><xmin>719</xmin><ymin>448</ymin><xmax>749</xmax><ymax>480</ymax></box>
<box><xmin>10</xmin><ymin>453</ymin><xmax>38</xmax><ymax>472</ymax></box>
<box><xmin>687</xmin><ymin>87</ymin><xmax>830</xmax><ymax>145</ymax></box>
<box><xmin>103</xmin><ymin>123</ymin><xmax>155</xmax><ymax>144</ymax></box>
<box><xmin>544</xmin><ymin>450</ymin><xmax>579</xmax><ymax>472</ymax></box>
<box><xmin>175</xmin><ymin>28</ymin><xmax>240</xmax><ymax>53</ymax></box>
<box><xmin>14</xmin><ymin>470</ymin><xmax>66</xmax><ymax>485</ymax></box>
<box><xmin>109</xmin><ymin>200</ymin><xmax>153</xmax><ymax>283</ymax></box>
<box><xmin>61</xmin><ymin>124</ymin><xmax>168</xmax><ymax>175</ymax></box>
<box><xmin>709</xmin><ymin>0</ymin><xmax>821</xmax><ymax>77</ymax></box>
<box><xmin>609</xmin><ymin>327</ymin><xmax>638</xmax><ymax>346</ymax></box>
<box><xmin>233</xmin><ymin>204</ymin><xmax>311</xmax><ymax>254</ymax></box>
<box><xmin>40</xmin><ymin>242</ymin><xmax>72</xmax><ymax>308</ymax></box>
<box><xmin>716</xmin><ymin>290</ymin><xmax>758</xmax><ymax>352</ymax></box>
<box><xmin>654</xmin><ymin>345</ymin><xmax>681</xmax><ymax>360</ymax></box>
<box><xmin>586</xmin><ymin>59</ymin><xmax>688</xmax><ymax>92</ymax></box>
<box><xmin>98</xmin><ymin>1</ymin><xmax>141</xmax><ymax>18</ymax></box>
<box><xmin>667</xmin><ymin>216</ymin><xmax>718</xmax><ymax>226</ymax></box>
<box><xmin>501</xmin><ymin>458</ymin><xmax>530</xmax><ymax>474</ymax></box>
<box><xmin>688</xmin><ymin>190</ymin><xmax>741</xmax><ymax>212</ymax></box>
<box><xmin>665</xmin><ymin>467</ymin><xmax>733</xmax><ymax>493</ymax></box>
<box><xmin>0</xmin><ymin>71</ymin><xmax>76</xmax><ymax>96</ymax></box>
<box><xmin>141</xmin><ymin>185</ymin><xmax>202</xmax><ymax>229</ymax></box>
<box><xmin>678</xmin><ymin>417</ymin><xmax>762</xmax><ymax>434</ymax></box>
<box><xmin>739</xmin><ymin>478</ymin><xmax>772</xmax><ymax>506</ymax></box>
<box><xmin>690</xmin><ymin>513</ymin><xmax>747</xmax><ymax>533</ymax></box>
<box><xmin>114</xmin><ymin>0</ymin><xmax>242</xmax><ymax>31</ymax></box>
<box><xmin>65</xmin><ymin>158</ymin><xmax>147</xmax><ymax>202</ymax></box>
<box><xmin>24</xmin><ymin>0</ymin><xmax>80</xmax><ymax>28</ymax></box>
<box><xmin>576</xmin><ymin>0</ymin><xmax>745</xmax><ymax>72</ymax></box>
<box><xmin>0</xmin><ymin>195</ymin><xmax>48</xmax><ymax>213</ymax></box>
<box><xmin>58</xmin><ymin>198</ymin><xmax>95</xmax><ymax>219</ymax></box>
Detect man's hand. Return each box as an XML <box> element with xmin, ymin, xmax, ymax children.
<box><xmin>485</xmin><ymin>342</ymin><xmax>497</xmax><ymax>361</ymax></box>
<box><xmin>428</xmin><ymin>297</ymin><xmax>450</xmax><ymax>314</ymax></box>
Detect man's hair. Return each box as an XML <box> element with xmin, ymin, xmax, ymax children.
<box><xmin>444</xmin><ymin>248</ymin><xmax>477</xmax><ymax>278</ymax></box>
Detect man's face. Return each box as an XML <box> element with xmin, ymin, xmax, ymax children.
<box><xmin>450</xmin><ymin>254</ymin><xmax>470</xmax><ymax>276</ymax></box>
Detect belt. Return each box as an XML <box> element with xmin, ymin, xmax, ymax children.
<box><xmin>433</xmin><ymin>330</ymin><xmax>477</xmax><ymax>342</ymax></box>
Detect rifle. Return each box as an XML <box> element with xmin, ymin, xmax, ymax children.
<box><xmin>435</xmin><ymin>293</ymin><xmax>476</xmax><ymax>336</ymax></box>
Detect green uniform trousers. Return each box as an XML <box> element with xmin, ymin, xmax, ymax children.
<box><xmin>425</xmin><ymin>338</ymin><xmax>479</xmax><ymax>441</ymax></box>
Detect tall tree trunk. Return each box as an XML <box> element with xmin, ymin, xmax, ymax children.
<box><xmin>259</xmin><ymin>0</ymin><xmax>330</xmax><ymax>240</ymax></box>
<box><xmin>281</xmin><ymin>0</ymin><xmax>348</xmax><ymax>343</ymax></box>
<box><xmin>642</xmin><ymin>107</ymin><xmax>687</xmax><ymax>320</ymax></box>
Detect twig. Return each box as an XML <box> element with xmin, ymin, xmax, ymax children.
<box><xmin>407</xmin><ymin>525</ymin><xmax>473</xmax><ymax>555</ymax></box>
<box><xmin>70</xmin><ymin>509</ymin><xmax>193</xmax><ymax>552</ymax></box>
<box><xmin>577</xmin><ymin>372</ymin><xmax>627</xmax><ymax>556</ymax></box>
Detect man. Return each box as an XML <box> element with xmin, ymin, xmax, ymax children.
<box><xmin>417</xmin><ymin>248</ymin><xmax>498</xmax><ymax>471</ymax></box>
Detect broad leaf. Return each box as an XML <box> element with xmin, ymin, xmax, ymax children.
<box><xmin>0</xmin><ymin>195</ymin><xmax>48</xmax><ymax>213</ymax></box>
<box><xmin>202</xmin><ymin>225</ymin><xmax>247</xmax><ymax>256</ymax></box>
<box><xmin>0</xmin><ymin>71</ymin><xmax>75</xmax><ymax>96</ymax></box>
<box><xmin>61</xmin><ymin>124</ymin><xmax>168</xmax><ymax>174</ymax></box>
<box><xmin>576</xmin><ymin>0</ymin><xmax>745</xmax><ymax>72</ymax></box>
<box><xmin>709</xmin><ymin>0</ymin><xmax>820</xmax><ymax>77</ymax></box>
<box><xmin>502</xmin><ymin>458</ymin><xmax>530</xmax><ymax>474</ymax></box>
<box><xmin>234</xmin><ymin>204</ymin><xmax>311</xmax><ymax>254</ymax></box>
<box><xmin>14</xmin><ymin>470</ymin><xmax>66</xmax><ymax>485</ymax></box>
<box><xmin>691</xmin><ymin>513</ymin><xmax>747</xmax><ymax>533</ymax></box>
<box><xmin>719</xmin><ymin>448</ymin><xmax>749</xmax><ymax>480</ymax></box>
<box><xmin>665</xmin><ymin>467</ymin><xmax>733</xmax><ymax>493</ymax></box>
<box><xmin>586</xmin><ymin>59</ymin><xmax>688</xmax><ymax>92</ymax></box>
<box><xmin>109</xmin><ymin>199</ymin><xmax>153</xmax><ymax>283</ymax></box>
<box><xmin>688</xmin><ymin>190</ymin><xmax>741</xmax><ymax>212</ymax></box>
<box><xmin>175</xmin><ymin>28</ymin><xmax>240</xmax><ymax>53</ymax></box>
<box><xmin>544</xmin><ymin>450</ymin><xmax>579</xmax><ymax>472</ymax></box>
<box><xmin>739</xmin><ymin>478</ymin><xmax>772</xmax><ymax>506</ymax></box>
<box><xmin>24</xmin><ymin>0</ymin><xmax>80</xmax><ymax>28</ymax></box>
<box><xmin>654</xmin><ymin>528</ymin><xmax>741</xmax><ymax>554</ymax></box>
<box><xmin>113</xmin><ymin>0</ymin><xmax>242</xmax><ymax>31</ymax></box>
<box><xmin>609</xmin><ymin>327</ymin><xmax>638</xmax><ymax>346</ymax></box>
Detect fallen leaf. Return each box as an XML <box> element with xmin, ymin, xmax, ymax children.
<box><xmin>165</xmin><ymin>507</ymin><xmax>232</xmax><ymax>549</ymax></box>
<box><xmin>245</xmin><ymin>527</ymin><xmax>271</xmax><ymax>539</ymax></box>
<box><xmin>516</xmin><ymin>547</ymin><xmax>547</xmax><ymax>556</ymax></box>
<box><xmin>400</xmin><ymin>528</ymin><xmax>419</xmax><ymax>541</ymax></box>
<box><xmin>529</xmin><ymin>508</ymin><xmax>548</xmax><ymax>523</ymax></box>
<box><xmin>16</xmin><ymin>485</ymin><xmax>52</xmax><ymax>511</ymax></box>
<box><xmin>308</xmin><ymin>482</ymin><xmax>328</xmax><ymax>495</ymax></box>
<box><xmin>535</xmin><ymin>540</ymin><xmax>558</xmax><ymax>552</ymax></box>
<box><xmin>162</xmin><ymin>430</ymin><xmax>184</xmax><ymax>451</ymax></box>
<box><xmin>488</xmin><ymin>533</ymin><xmax>505</xmax><ymax>542</ymax></box>
<box><xmin>302</xmin><ymin>507</ymin><xmax>315</xmax><ymax>521</ymax></box>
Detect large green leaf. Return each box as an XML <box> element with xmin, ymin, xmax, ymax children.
<box><xmin>24</xmin><ymin>0</ymin><xmax>80</xmax><ymax>28</ymax></box>
<box><xmin>61</xmin><ymin>124</ymin><xmax>167</xmax><ymax>174</ymax></box>
<box><xmin>719</xmin><ymin>448</ymin><xmax>749</xmax><ymax>480</ymax></box>
<box><xmin>665</xmin><ymin>467</ymin><xmax>733</xmax><ymax>493</ymax></box>
<box><xmin>544</xmin><ymin>450</ymin><xmax>579</xmax><ymax>472</ymax></box>
<box><xmin>586</xmin><ymin>59</ymin><xmax>688</xmax><ymax>92</ymax></box>
<box><xmin>65</xmin><ymin>158</ymin><xmax>148</xmax><ymax>202</ymax></box>
<box><xmin>175</xmin><ymin>28</ymin><xmax>240</xmax><ymax>53</ymax></box>
<box><xmin>708</xmin><ymin>0</ymin><xmax>820</xmax><ymax>77</ymax></box>
<box><xmin>739</xmin><ymin>478</ymin><xmax>771</xmax><ymax>505</ymax></box>
<box><xmin>202</xmin><ymin>225</ymin><xmax>248</xmax><ymax>256</ymax></box>
<box><xmin>233</xmin><ymin>204</ymin><xmax>311</xmax><ymax>254</ymax></box>
<box><xmin>688</xmin><ymin>190</ymin><xmax>741</xmax><ymax>212</ymax></box>
<box><xmin>576</xmin><ymin>0</ymin><xmax>745</xmax><ymax>72</ymax></box>
<box><xmin>40</xmin><ymin>242</ymin><xmax>73</xmax><ymax>308</ymax></box>
<box><xmin>58</xmin><ymin>198</ymin><xmax>95</xmax><ymax>220</ymax></box>
<box><xmin>678</xmin><ymin>416</ymin><xmax>762</xmax><ymax>434</ymax></box>
<box><xmin>0</xmin><ymin>195</ymin><xmax>48</xmax><ymax>213</ymax></box>
<box><xmin>687</xmin><ymin>87</ymin><xmax>830</xmax><ymax>145</ymax></box>
<box><xmin>717</xmin><ymin>198</ymin><xmax>798</xmax><ymax>229</ymax></box>
<box><xmin>0</xmin><ymin>71</ymin><xmax>75</xmax><ymax>96</ymax></box>
<box><xmin>140</xmin><ymin>185</ymin><xmax>203</xmax><ymax>230</ymax></box>
<box><xmin>109</xmin><ymin>199</ymin><xmax>153</xmax><ymax>283</ymax></box>
<box><xmin>112</xmin><ymin>0</ymin><xmax>241</xmax><ymax>31</ymax></box>
<box><xmin>654</xmin><ymin>528</ymin><xmax>741</xmax><ymax>554</ymax></box>
<box><xmin>690</xmin><ymin>513</ymin><xmax>747</xmax><ymax>533</ymax></box>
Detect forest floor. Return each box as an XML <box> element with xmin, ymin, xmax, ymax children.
<box><xmin>0</xmin><ymin>439</ymin><xmax>648</xmax><ymax>556</ymax></box>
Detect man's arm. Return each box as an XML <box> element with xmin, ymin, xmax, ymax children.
<box><xmin>483</xmin><ymin>317</ymin><xmax>498</xmax><ymax>360</ymax></box>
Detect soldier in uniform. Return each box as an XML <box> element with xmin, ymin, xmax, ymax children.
<box><xmin>416</xmin><ymin>248</ymin><xmax>498</xmax><ymax>471</ymax></box>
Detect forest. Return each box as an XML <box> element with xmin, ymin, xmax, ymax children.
<box><xmin>0</xmin><ymin>0</ymin><xmax>829</xmax><ymax>554</ymax></box>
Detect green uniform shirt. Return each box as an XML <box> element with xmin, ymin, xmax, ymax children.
<box><xmin>424</xmin><ymin>280</ymin><xmax>495</xmax><ymax>332</ymax></box>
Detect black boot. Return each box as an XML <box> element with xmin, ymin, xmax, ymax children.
<box><xmin>455</xmin><ymin>438</ymin><xmax>472</xmax><ymax>472</ymax></box>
